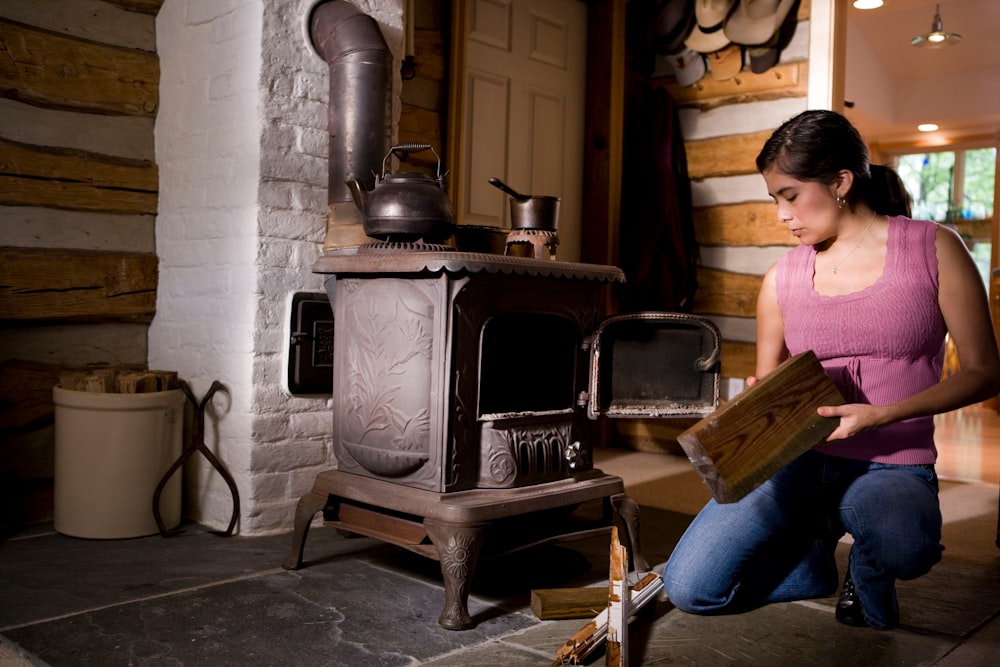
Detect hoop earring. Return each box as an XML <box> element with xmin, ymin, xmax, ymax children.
<box><xmin>836</xmin><ymin>196</ymin><xmax>846</xmax><ymax>209</ymax></box>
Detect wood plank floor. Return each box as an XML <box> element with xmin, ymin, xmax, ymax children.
<box><xmin>935</xmin><ymin>403</ymin><xmax>1000</xmax><ymax>485</ymax></box>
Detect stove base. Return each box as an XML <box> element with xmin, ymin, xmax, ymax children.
<box><xmin>282</xmin><ymin>469</ymin><xmax>645</xmax><ymax>630</ymax></box>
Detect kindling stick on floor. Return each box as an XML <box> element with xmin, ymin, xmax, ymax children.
<box><xmin>551</xmin><ymin>529</ymin><xmax>663</xmax><ymax>666</ymax></box>
<box><xmin>607</xmin><ymin>527</ymin><xmax>628</xmax><ymax>666</ymax></box>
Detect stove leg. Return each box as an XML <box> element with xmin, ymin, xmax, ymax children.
<box><xmin>282</xmin><ymin>490</ymin><xmax>329</xmax><ymax>570</ymax></box>
<box><xmin>424</xmin><ymin>519</ymin><xmax>489</xmax><ymax>630</ymax></box>
<box><xmin>611</xmin><ymin>493</ymin><xmax>649</xmax><ymax>572</ymax></box>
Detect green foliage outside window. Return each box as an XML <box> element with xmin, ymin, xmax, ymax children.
<box><xmin>963</xmin><ymin>148</ymin><xmax>996</xmax><ymax>221</ymax></box>
<box><xmin>892</xmin><ymin>147</ymin><xmax>996</xmax><ymax>287</ymax></box>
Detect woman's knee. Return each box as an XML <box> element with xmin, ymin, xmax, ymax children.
<box><xmin>885</xmin><ymin>533</ymin><xmax>943</xmax><ymax>579</ymax></box>
<box><xmin>661</xmin><ymin>553</ymin><xmax>733</xmax><ymax>614</ymax></box>
<box><xmin>662</xmin><ymin>574</ymin><xmax>727</xmax><ymax>613</ymax></box>
<box><xmin>840</xmin><ymin>468</ymin><xmax>943</xmax><ymax>578</ymax></box>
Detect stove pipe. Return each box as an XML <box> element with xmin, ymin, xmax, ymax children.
<box><xmin>310</xmin><ymin>1</ymin><xmax>392</xmax><ymax>252</ymax></box>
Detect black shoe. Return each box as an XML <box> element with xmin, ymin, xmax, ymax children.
<box><xmin>835</xmin><ymin>571</ymin><xmax>869</xmax><ymax>627</ymax></box>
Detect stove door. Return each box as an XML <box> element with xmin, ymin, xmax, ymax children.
<box><xmin>588</xmin><ymin>313</ymin><xmax>721</xmax><ymax>420</ymax></box>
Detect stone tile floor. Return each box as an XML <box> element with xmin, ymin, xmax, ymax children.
<box><xmin>1</xmin><ymin>507</ymin><xmax>997</xmax><ymax>664</ymax></box>
<box><xmin>2</xmin><ymin>443</ymin><xmax>998</xmax><ymax>666</ymax></box>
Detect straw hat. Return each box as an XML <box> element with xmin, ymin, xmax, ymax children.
<box><xmin>684</xmin><ymin>0</ymin><xmax>738</xmax><ymax>54</ymax></box>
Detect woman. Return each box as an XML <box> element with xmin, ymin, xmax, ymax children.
<box><xmin>661</xmin><ymin>110</ymin><xmax>1000</xmax><ymax>629</ymax></box>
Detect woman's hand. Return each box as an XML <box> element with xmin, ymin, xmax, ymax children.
<box><xmin>817</xmin><ymin>403</ymin><xmax>890</xmax><ymax>441</ymax></box>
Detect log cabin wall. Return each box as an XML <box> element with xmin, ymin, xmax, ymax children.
<box><xmin>0</xmin><ymin>0</ymin><xmax>819</xmax><ymax>530</ymax></box>
<box><xmin>0</xmin><ymin>0</ymin><xmax>445</xmax><ymax>536</ymax></box>
<box><xmin>0</xmin><ymin>0</ymin><xmax>164</xmax><ymax>528</ymax></box>
<box><xmin>614</xmin><ymin>0</ymin><xmax>814</xmax><ymax>453</ymax></box>
<box><xmin>672</xmin><ymin>0</ymin><xmax>813</xmax><ymax>381</ymax></box>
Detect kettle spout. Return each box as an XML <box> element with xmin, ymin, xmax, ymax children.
<box><xmin>345</xmin><ymin>178</ymin><xmax>367</xmax><ymax>212</ymax></box>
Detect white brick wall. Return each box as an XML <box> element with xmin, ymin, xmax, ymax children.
<box><xmin>151</xmin><ymin>0</ymin><xmax>402</xmax><ymax>535</ymax></box>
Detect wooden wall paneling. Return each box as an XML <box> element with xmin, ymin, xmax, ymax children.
<box><xmin>660</xmin><ymin>62</ymin><xmax>808</xmax><ymax>111</ymax></box>
<box><xmin>0</xmin><ymin>176</ymin><xmax>156</xmax><ymax>216</ymax></box>
<box><xmin>662</xmin><ymin>4</ymin><xmax>813</xmax><ymax>387</ymax></box>
<box><xmin>0</xmin><ymin>360</ymin><xmax>62</xmax><ymax>430</ymax></box>
<box><xmin>399</xmin><ymin>17</ymin><xmax>449</xmax><ymax>168</ymax></box>
<box><xmin>0</xmin><ymin>99</ymin><xmax>155</xmax><ymax>161</ymax></box>
<box><xmin>580</xmin><ymin>0</ymin><xmax>625</xmax><ymax>276</ymax></box>
<box><xmin>445</xmin><ymin>0</ymin><xmax>469</xmax><ymax>224</ymax></box>
<box><xmin>692</xmin><ymin>267</ymin><xmax>762</xmax><ymax>319</ymax></box>
<box><xmin>0</xmin><ymin>138</ymin><xmax>157</xmax><ymax>214</ymax></box>
<box><xmin>693</xmin><ymin>202</ymin><xmax>796</xmax><ymax>247</ymax></box>
<box><xmin>0</xmin><ymin>0</ymin><xmax>158</xmax><ymax>51</ymax></box>
<box><xmin>0</xmin><ymin>0</ymin><xmax>161</xmax><ymax>527</ymax></box>
<box><xmin>0</xmin><ymin>322</ymin><xmax>149</xmax><ymax>367</ymax></box>
<box><xmin>0</xmin><ymin>246</ymin><xmax>157</xmax><ymax>323</ymax></box>
<box><xmin>721</xmin><ymin>340</ymin><xmax>756</xmax><ymax>381</ymax></box>
<box><xmin>398</xmin><ymin>104</ymin><xmax>445</xmax><ymax>156</ymax></box>
<box><xmin>413</xmin><ymin>23</ymin><xmax>447</xmax><ymax>81</ymax></box>
<box><xmin>685</xmin><ymin>131</ymin><xmax>773</xmax><ymax>180</ymax></box>
<box><xmin>0</xmin><ymin>18</ymin><xmax>159</xmax><ymax>116</ymax></box>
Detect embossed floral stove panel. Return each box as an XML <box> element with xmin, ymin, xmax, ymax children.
<box><xmin>322</xmin><ymin>251</ymin><xmax>625</xmax><ymax>494</ymax></box>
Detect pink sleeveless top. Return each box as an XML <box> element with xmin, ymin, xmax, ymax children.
<box><xmin>775</xmin><ymin>216</ymin><xmax>946</xmax><ymax>464</ymax></box>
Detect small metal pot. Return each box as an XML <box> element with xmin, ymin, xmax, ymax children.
<box><xmin>488</xmin><ymin>177</ymin><xmax>560</xmax><ymax>231</ymax></box>
<box><xmin>509</xmin><ymin>195</ymin><xmax>560</xmax><ymax>231</ymax></box>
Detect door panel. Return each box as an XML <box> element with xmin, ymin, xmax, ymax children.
<box><xmin>464</xmin><ymin>72</ymin><xmax>509</xmax><ymax>221</ymax></box>
<box><xmin>459</xmin><ymin>0</ymin><xmax>587</xmax><ymax>261</ymax></box>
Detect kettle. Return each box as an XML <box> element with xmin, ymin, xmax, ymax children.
<box><xmin>347</xmin><ymin>143</ymin><xmax>456</xmax><ymax>243</ymax></box>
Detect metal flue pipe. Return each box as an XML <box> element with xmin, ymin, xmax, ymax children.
<box><xmin>309</xmin><ymin>0</ymin><xmax>392</xmax><ymax>251</ymax></box>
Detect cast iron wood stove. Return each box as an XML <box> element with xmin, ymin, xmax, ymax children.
<box><xmin>283</xmin><ymin>245</ymin><xmax>721</xmax><ymax>629</ymax></box>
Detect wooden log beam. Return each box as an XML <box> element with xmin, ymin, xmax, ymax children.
<box><xmin>398</xmin><ymin>104</ymin><xmax>444</xmax><ymax>166</ymax></box>
<box><xmin>0</xmin><ymin>175</ymin><xmax>156</xmax><ymax>215</ymax></box>
<box><xmin>0</xmin><ymin>359</ymin><xmax>61</xmax><ymax>430</ymax></box>
<box><xmin>722</xmin><ymin>340</ymin><xmax>756</xmax><ymax>381</ymax></box>
<box><xmin>658</xmin><ymin>61</ymin><xmax>807</xmax><ymax>110</ymax></box>
<box><xmin>412</xmin><ymin>26</ymin><xmax>447</xmax><ymax>81</ymax></box>
<box><xmin>0</xmin><ymin>246</ymin><xmax>157</xmax><ymax>323</ymax></box>
<box><xmin>693</xmin><ymin>202</ymin><xmax>795</xmax><ymax>247</ymax></box>
<box><xmin>0</xmin><ymin>138</ymin><xmax>157</xmax><ymax>214</ymax></box>
<box><xmin>0</xmin><ymin>17</ymin><xmax>159</xmax><ymax>116</ymax></box>
<box><xmin>693</xmin><ymin>267</ymin><xmax>762</xmax><ymax>319</ymax></box>
<box><xmin>685</xmin><ymin>131</ymin><xmax>772</xmax><ymax>180</ymax></box>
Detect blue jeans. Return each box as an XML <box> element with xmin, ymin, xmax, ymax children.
<box><xmin>661</xmin><ymin>451</ymin><xmax>943</xmax><ymax>629</ymax></box>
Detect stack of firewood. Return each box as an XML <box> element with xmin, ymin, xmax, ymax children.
<box><xmin>58</xmin><ymin>367</ymin><xmax>179</xmax><ymax>394</ymax></box>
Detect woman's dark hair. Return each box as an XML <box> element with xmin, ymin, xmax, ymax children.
<box><xmin>870</xmin><ymin>163</ymin><xmax>912</xmax><ymax>217</ymax></box>
<box><xmin>755</xmin><ymin>109</ymin><xmax>912</xmax><ymax>217</ymax></box>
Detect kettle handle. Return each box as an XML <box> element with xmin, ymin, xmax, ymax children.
<box><xmin>382</xmin><ymin>143</ymin><xmax>446</xmax><ymax>182</ymax></box>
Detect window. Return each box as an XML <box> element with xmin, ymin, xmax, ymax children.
<box><xmin>891</xmin><ymin>146</ymin><xmax>996</xmax><ymax>286</ymax></box>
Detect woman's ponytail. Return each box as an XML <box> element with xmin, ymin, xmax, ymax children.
<box><xmin>868</xmin><ymin>164</ymin><xmax>912</xmax><ymax>217</ymax></box>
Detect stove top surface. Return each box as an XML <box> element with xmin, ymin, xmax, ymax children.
<box><xmin>313</xmin><ymin>249</ymin><xmax>625</xmax><ymax>282</ymax></box>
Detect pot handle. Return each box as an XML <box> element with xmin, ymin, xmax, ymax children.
<box><xmin>382</xmin><ymin>143</ymin><xmax>446</xmax><ymax>181</ymax></box>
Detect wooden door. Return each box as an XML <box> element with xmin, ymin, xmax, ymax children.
<box><xmin>451</xmin><ymin>0</ymin><xmax>587</xmax><ymax>262</ymax></box>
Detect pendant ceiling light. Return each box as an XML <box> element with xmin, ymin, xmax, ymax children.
<box><xmin>911</xmin><ymin>3</ymin><xmax>962</xmax><ymax>48</ymax></box>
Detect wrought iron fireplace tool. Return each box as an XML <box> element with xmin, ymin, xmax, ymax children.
<box><xmin>152</xmin><ymin>380</ymin><xmax>240</xmax><ymax>537</ymax></box>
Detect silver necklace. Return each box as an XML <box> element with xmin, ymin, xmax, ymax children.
<box><xmin>830</xmin><ymin>210</ymin><xmax>877</xmax><ymax>275</ymax></box>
